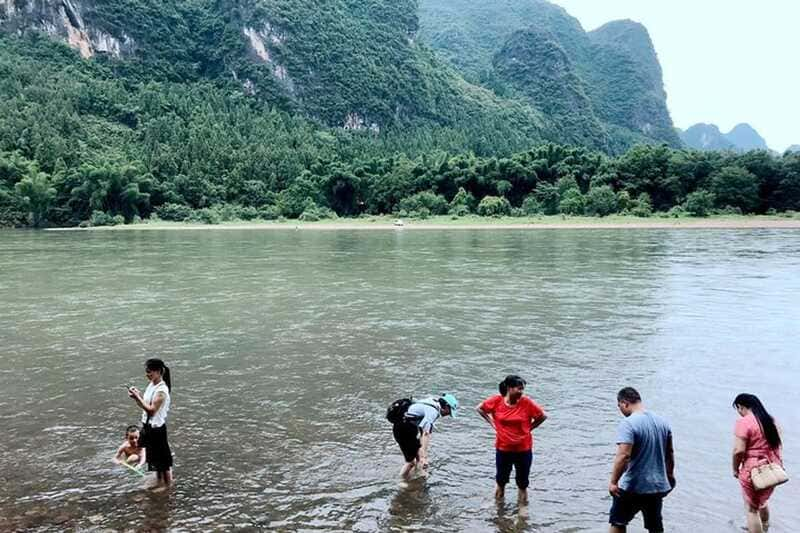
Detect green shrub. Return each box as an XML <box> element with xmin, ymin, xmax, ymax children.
<box><xmin>155</xmin><ymin>203</ymin><xmax>193</xmax><ymax>222</ymax></box>
<box><xmin>521</xmin><ymin>195</ymin><xmax>542</xmax><ymax>215</ymax></box>
<box><xmin>616</xmin><ymin>190</ymin><xmax>632</xmax><ymax>212</ymax></box>
<box><xmin>534</xmin><ymin>182</ymin><xmax>560</xmax><ymax>215</ymax></box>
<box><xmin>585</xmin><ymin>185</ymin><xmax>618</xmax><ymax>217</ymax></box>
<box><xmin>188</xmin><ymin>208</ymin><xmax>221</xmax><ymax>224</ymax></box>
<box><xmin>258</xmin><ymin>205</ymin><xmax>281</xmax><ymax>220</ymax></box>
<box><xmin>629</xmin><ymin>193</ymin><xmax>653</xmax><ymax>218</ymax></box>
<box><xmin>684</xmin><ymin>190</ymin><xmax>715</xmax><ymax>217</ymax></box>
<box><xmin>450</xmin><ymin>204</ymin><xmax>470</xmax><ymax>217</ymax></box>
<box><xmin>477</xmin><ymin>195</ymin><xmax>511</xmax><ymax>216</ymax></box>
<box><xmin>558</xmin><ymin>189</ymin><xmax>585</xmax><ymax>215</ymax></box>
<box><xmin>399</xmin><ymin>191</ymin><xmax>448</xmax><ymax>215</ymax></box>
<box><xmin>299</xmin><ymin>210</ymin><xmax>320</xmax><ymax>221</ymax></box>
<box><xmin>89</xmin><ymin>210</ymin><xmax>113</xmax><ymax>226</ymax></box>
<box><xmin>716</xmin><ymin>205</ymin><xmax>743</xmax><ymax>216</ymax></box>
<box><xmin>299</xmin><ymin>199</ymin><xmax>338</xmax><ymax>221</ymax></box>
<box><xmin>667</xmin><ymin>205</ymin><xmax>687</xmax><ymax>218</ymax></box>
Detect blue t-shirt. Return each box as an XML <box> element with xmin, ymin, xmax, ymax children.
<box><xmin>405</xmin><ymin>400</ymin><xmax>441</xmax><ymax>433</ymax></box>
<box><xmin>616</xmin><ymin>411</ymin><xmax>672</xmax><ymax>494</ymax></box>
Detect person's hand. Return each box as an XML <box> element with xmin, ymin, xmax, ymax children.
<box><xmin>127</xmin><ymin>386</ymin><xmax>140</xmax><ymax>399</ymax></box>
<box><xmin>608</xmin><ymin>482</ymin><xmax>621</xmax><ymax>498</ymax></box>
<box><xmin>668</xmin><ymin>475</ymin><xmax>677</xmax><ymax>490</ymax></box>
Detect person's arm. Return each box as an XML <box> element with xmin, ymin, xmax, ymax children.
<box><xmin>666</xmin><ymin>433</ymin><xmax>676</xmax><ymax>487</ymax></box>
<box><xmin>732</xmin><ymin>435</ymin><xmax>747</xmax><ymax>478</ymax></box>
<box><xmin>476</xmin><ymin>403</ymin><xmax>496</xmax><ymax>430</ymax></box>
<box><xmin>113</xmin><ymin>443</ymin><xmax>127</xmax><ymax>464</ymax></box>
<box><xmin>608</xmin><ymin>443</ymin><xmax>633</xmax><ymax>497</ymax></box>
<box><xmin>531</xmin><ymin>411</ymin><xmax>548</xmax><ymax>430</ymax></box>
<box><xmin>138</xmin><ymin>447</ymin><xmax>147</xmax><ymax>468</ymax></box>
<box><xmin>129</xmin><ymin>388</ymin><xmax>165</xmax><ymax>417</ymax></box>
<box><xmin>419</xmin><ymin>430</ymin><xmax>432</xmax><ymax>468</ymax></box>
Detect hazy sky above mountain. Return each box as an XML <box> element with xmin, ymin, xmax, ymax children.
<box><xmin>551</xmin><ymin>0</ymin><xmax>799</xmax><ymax>151</ymax></box>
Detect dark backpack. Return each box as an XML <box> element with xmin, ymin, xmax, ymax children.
<box><xmin>386</xmin><ymin>397</ymin><xmax>413</xmax><ymax>424</ymax></box>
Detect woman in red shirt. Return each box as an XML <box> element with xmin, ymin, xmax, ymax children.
<box><xmin>477</xmin><ymin>375</ymin><xmax>548</xmax><ymax>506</ymax></box>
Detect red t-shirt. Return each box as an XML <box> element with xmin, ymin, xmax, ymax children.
<box><xmin>480</xmin><ymin>394</ymin><xmax>545</xmax><ymax>452</ymax></box>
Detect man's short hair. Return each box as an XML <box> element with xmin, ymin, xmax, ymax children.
<box><xmin>617</xmin><ymin>387</ymin><xmax>642</xmax><ymax>404</ymax></box>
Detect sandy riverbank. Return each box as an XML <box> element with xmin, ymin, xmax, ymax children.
<box><xmin>44</xmin><ymin>215</ymin><xmax>800</xmax><ymax>231</ymax></box>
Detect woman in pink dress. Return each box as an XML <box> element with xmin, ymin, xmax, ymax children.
<box><xmin>732</xmin><ymin>393</ymin><xmax>783</xmax><ymax>533</ymax></box>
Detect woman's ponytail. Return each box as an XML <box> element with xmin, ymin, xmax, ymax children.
<box><xmin>498</xmin><ymin>380</ymin><xmax>508</xmax><ymax>396</ymax></box>
<box><xmin>163</xmin><ymin>365</ymin><xmax>172</xmax><ymax>392</ymax></box>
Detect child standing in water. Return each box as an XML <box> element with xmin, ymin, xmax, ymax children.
<box><xmin>113</xmin><ymin>425</ymin><xmax>146</xmax><ymax>469</ymax></box>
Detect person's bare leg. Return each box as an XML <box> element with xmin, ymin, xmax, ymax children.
<box><xmin>400</xmin><ymin>461</ymin><xmax>415</xmax><ymax>480</ymax></box>
<box><xmin>746</xmin><ymin>506</ymin><xmax>764</xmax><ymax>533</ymax></box>
<box><xmin>759</xmin><ymin>506</ymin><xmax>770</xmax><ymax>531</ymax></box>
<box><xmin>609</xmin><ymin>525</ymin><xmax>625</xmax><ymax>533</ymax></box>
<box><xmin>495</xmin><ymin>482</ymin><xmax>505</xmax><ymax>500</ymax></box>
<box><xmin>517</xmin><ymin>488</ymin><xmax>529</xmax><ymax>517</ymax></box>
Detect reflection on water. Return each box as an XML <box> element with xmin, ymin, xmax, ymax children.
<box><xmin>0</xmin><ymin>228</ymin><xmax>799</xmax><ymax>532</ymax></box>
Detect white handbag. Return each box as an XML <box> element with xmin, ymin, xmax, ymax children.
<box><xmin>750</xmin><ymin>462</ymin><xmax>789</xmax><ymax>490</ymax></box>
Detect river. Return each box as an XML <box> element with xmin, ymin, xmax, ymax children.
<box><xmin>1</xmin><ymin>228</ymin><xmax>798</xmax><ymax>532</ymax></box>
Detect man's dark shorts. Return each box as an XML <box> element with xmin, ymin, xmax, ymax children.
<box><xmin>392</xmin><ymin>420</ymin><xmax>420</xmax><ymax>462</ymax></box>
<box><xmin>609</xmin><ymin>490</ymin><xmax>667</xmax><ymax>532</ymax></box>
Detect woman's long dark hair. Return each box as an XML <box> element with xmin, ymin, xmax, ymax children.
<box><xmin>733</xmin><ymin>393</ymin><xmax>780</xmax><ymax>449</ymax></box>
<box><xmin>146</xmin><ymin>358</ymin><xmax>172</xmax><ymax>391</ymax></box>
<box><xmin>498</xmin><ymin>375</ymin><xmax>526</xmax><ymax>396</ymax></box>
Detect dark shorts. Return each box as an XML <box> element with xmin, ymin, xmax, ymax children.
<box><xmin>142</xmin><ymin>423</ymin><xmax>173</xmax><ymax>473</ymax></box>
<box><xmin>495</xmin><ymin>450</ymin><xmax>533</xmax><ymax>489</ymax></box>
<box><xmin>609</xmin><ymin>491</ymin><xmax>667</xmax><ymax>532</ymax></box>
<box><xmin>393</xmin><ymin>420</ymin><xmax>420</xmax><ymax>463</ymax></box>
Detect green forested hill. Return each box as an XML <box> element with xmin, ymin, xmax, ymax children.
<box><xmin>418</xmin><ymin>0</ymin><xmax>682</xmax><ymax>151</ymax></box>
<box><xmin>1</xmin><ymin>0</ymin><xmax>798</xmax><ymax>228</ymax></box>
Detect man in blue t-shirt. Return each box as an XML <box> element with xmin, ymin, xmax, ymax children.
<box><xmin>608</xmin><ymin>387</ymin><xmax>676</xmax><ymax>533</ymax></box>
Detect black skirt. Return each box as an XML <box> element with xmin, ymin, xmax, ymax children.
<box><xmin>142</xmin><ymin>423</ymin><xmax>173</xmax><ymax>472</ymax></box>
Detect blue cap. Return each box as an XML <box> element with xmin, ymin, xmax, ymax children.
<box><xmin>441</xmin><ymin>393</ymin><xmax>459</xmax><ymax>417</ymax></box>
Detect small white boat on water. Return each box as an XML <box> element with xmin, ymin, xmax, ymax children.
<box><xmin>393</xmin><ymin>219</ymin><xmax>405</xmax><ymax>227</ymax></box>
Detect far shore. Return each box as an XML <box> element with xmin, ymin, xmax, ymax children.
<box><xmin>42</xmin><ymin>214</ymin><xmax>800</xmax><ymax>232</ymax></box>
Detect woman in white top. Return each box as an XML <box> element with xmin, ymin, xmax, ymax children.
<box><xmin>128</xmin><ymin>358</ymin><xmax>173</xmax><ymax>486</ymax></box>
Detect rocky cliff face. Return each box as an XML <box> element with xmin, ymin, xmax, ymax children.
<box><xmin>0</xmin><ymin>0</ymin><xmax>133</xmax><ymax>58</ymax></box>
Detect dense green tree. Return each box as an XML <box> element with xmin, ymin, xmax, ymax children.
<box><xmin>14</xmin><ymin>169</ymin><xmax>56</xmax><ymax>227</ymax></box>
<box><xmin>449</xmin><ymin>187</ymin><xmax>476</xmax><ymax>214</ymax></box>
<box><xmin>710</xmin><ymin>166</ymin><xmax>760</xmax><ymax>213</ymax></box>
<box><xmin>559</xmin><ymin>188</ymin><xmax>585</xmax><ymax>215</ymax></box>
<box><xmin>68</xmin><ymin>163</ymin><xmax>152</xmax><ymax>222</ymax></box>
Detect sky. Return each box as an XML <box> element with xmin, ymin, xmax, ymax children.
<box><xmin>550</xmin><ymin>0</ymin><xmax>799</xmax><ymax>151</ymax></box>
